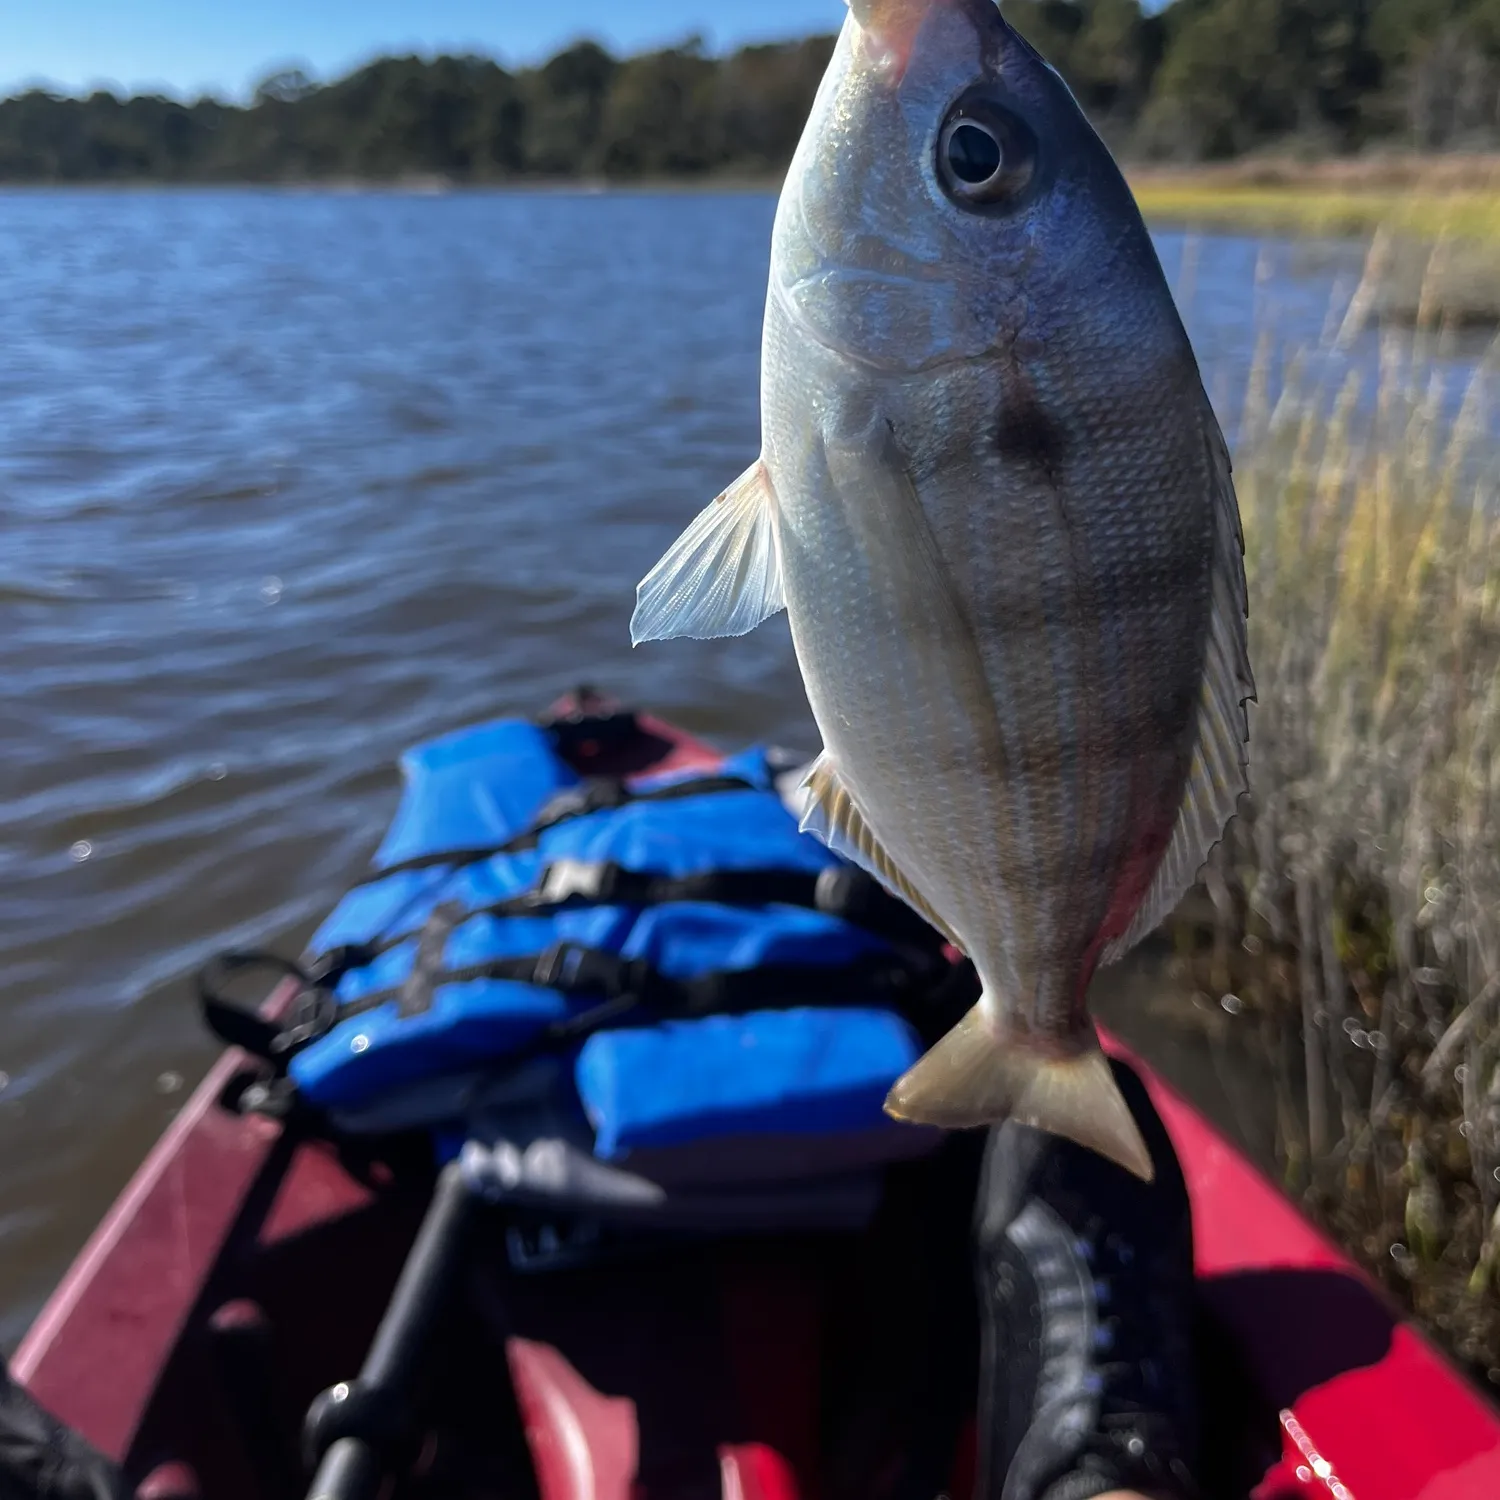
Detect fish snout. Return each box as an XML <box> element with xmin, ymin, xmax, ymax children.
<box><xmin>846</xmin><ymin>0</ymin><xmax>933</xmax><ymax>79</ymax></box>
<box><xmin>846</xmin><ymin>0</ymin><xmax>999</xmax><ymax>84</ymax></box>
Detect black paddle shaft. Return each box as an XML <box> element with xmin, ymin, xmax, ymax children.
<box><xmin>304</xmin><ymin>1161</ymin><xmax>479</xmax><ymax>1500</ymax></box>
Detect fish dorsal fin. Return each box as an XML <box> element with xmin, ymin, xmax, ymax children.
<box><xmin>1104</xmin><ymin>415</ymin><xmax>1255</xmax><ymax>963</ymax></box>
<box><xmin>798</xmin><ymin>751</ymin><xmax>963</xmax><ymax>950</ymax></box>
<box><xmin>631</xmin><ymin>461</ymin><xmax>785</xmax><ymax>644</ymax></box>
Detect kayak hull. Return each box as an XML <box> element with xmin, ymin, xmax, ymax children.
<box><xmin>15</xmin><ymin>695</ymin><xmax>1500</xmax><ymax>1500</ymax></box>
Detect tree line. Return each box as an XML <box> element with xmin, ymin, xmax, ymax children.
<box><xmin>2</xmin><ymin>0</ymin><xmax>1498</xmax><ymax>183</ymax></box>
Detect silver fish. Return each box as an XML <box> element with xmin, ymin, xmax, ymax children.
<box><xmin>631</xmin><ymin>0</ymin><xmax>1253</xmax><ymax>1180</ymax></box>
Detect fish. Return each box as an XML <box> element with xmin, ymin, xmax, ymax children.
<box><xmin>630</xmin><ymin>0</ymin><xmax>1253</xmax><ymax>1180</ymax></box>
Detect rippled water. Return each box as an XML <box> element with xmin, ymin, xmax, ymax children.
<box><xmin>0</xmin><ymin>189</ymin><xmax>1483</xmax><ymax>1351</ymax></box>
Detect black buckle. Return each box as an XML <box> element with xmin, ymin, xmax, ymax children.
<box><xmin>306</xmin><ymin>943</ymin><xmax>375</xmax><ymax>987</ymax></box>
<box><xmin>533</xmin><ymin>779</ymin><xmax>628</xmax><ymax>831</ymax></box>
<box><xmin>198</xmin><ymin>952</ymin><xmax>309</xmax><ymax>1060</ymax></box>
<box><xmin>269</xmin><ymin>985</ymin><xmax>341</xmax><ymax>1056</ymax></box>
<box><xmin>814</xmin><ymin>865</ymin><xmax>949</xmax><ymax>952</ymax></box>
<box><xmin>814</xmin><ymin>866</ymin><xmax>880</xmax><ymax>925</ymax></box>
<box><xmin>531</xmin><ymin>942</ymin><xmax>631</xmax><ymax>996</ymax></box>
<box><xmin>198</xmin><ymin>948</ymin><xmax>367</xmax><ymax>1064</ymax></box>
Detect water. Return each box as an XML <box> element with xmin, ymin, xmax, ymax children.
<box><xmin>0</xmin><ymin>189</ymin><xmax>1486</xmax><ymax>1353</ymax></box>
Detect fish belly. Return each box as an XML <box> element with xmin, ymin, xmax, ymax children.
<box><xmin>762</xmin><ymin>308</ymin><xmax>1214</xmax><ymax>1041</ymax></box>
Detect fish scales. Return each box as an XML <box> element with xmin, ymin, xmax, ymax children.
<box><xmin>633</xmin><ymin>0</ymin><xmax>1253</xmax><ymax>1179</ymax></box>
<box><xmin>770</xmin><ymin>304</ymin><xmax>1211</xmax><ymax>1026</ymax></box>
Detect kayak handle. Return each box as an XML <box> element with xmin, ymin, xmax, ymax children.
<box><xmin>197</xmin><ymin>947</ymin><xmax>369</xmax><ymax>1064</ymax></box>
<box><xmin>197</xmin><ymin>952</ymin><xmax>311</xmax><ymax>1059</ymax></box>
<box><xmin>303</xmin><ymin>1161</ymin><xmax>479</xmax><ymax>1500</ymax></box>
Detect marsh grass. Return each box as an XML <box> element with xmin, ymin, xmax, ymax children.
<box><xmin>1133</xmin><ymin>182</ymin><xmax>1500</xmax><ymax>246</ymax></box>
<box><xmin>1130</xmin><ymin>156</ymin><xmax>1500</xmax><ymax>246</ymax></box>
<box><xmin>1166</xmin><ymin>240</ymin><xmax>1500</xmax><ymax>1382</ymax></box>
<box><xmin>1132</xmin><ymin>161</ymin><xmax>1500</xmax><ymax>333</ymax></box>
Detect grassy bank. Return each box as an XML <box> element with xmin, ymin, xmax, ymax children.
<box><xmin>1129</xmin><ymin>156</ymin><xmax>1500</xmax><ymax>244</ymax></box>
<box><xmin>1162</xmin><ymin>244</ymin><xmax>1500</xmax><ymax>1385</ymax></box>
<box><xmin>1128</xmin><ymin>156</ymin><xmax>1500</xmax><ymax>331</ymax></box>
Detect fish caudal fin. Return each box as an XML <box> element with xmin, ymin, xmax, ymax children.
<box><xmin>630</xmin><ymin>460</ymin><xmax>784</xmax><ymax>645</ymax></box>
<box><xmin>884</xmin><ymin>1003</ymin><xmax>1154</xmax><ymax>1181</ymax></box>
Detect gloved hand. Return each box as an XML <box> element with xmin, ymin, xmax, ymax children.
<box><xmin>0</xmin><ymin>1360</ymin><xmax>128</xmax><ymax>1500</ymax></box>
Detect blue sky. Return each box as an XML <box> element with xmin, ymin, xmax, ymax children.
<box><xmin>2</xmin><ymin>2</ymin><xmax>849</xmax><ymax>101</ymax></box>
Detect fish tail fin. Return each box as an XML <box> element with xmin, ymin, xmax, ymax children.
<box><xmin>883</xmin><ymin>1001</ymin><xmax>1154</xmax><ymax>1181</ymax></box>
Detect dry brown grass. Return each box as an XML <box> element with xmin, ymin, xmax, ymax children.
<box><xmin>1164</xmin><ymin>243</ymin><xmax>1500</xmax><ymax>1384</ymax></box>
<box><xmin>1129</xmin><ymin>157</ymin><xmax>1500</xmax><ymax>254</ymax></box>
<box><xmin>1132</xmin><ymin>153</ymin><xmax>1500</xmax><ymax>193</ymax></box>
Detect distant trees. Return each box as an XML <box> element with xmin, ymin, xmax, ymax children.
<box><xmin>523</xmin><ymin>41</ymin><xmax>617</xmax><ymax>175</ymax></box>
<box><xmin>0</xmin><ymin>89</ymin><xmax>210</xmax><ymax>180</ymax></box>
<box><xmin>1</xmin><ymin>0</ymin><xmax>1497</xmax><ymax>182</ymax></box>
<box><xmin>596</xmin><ymin>39</ymin><xmax>720</xmax><ymax>175</ymax></box>
<box><xmin>1005</xmin><ymin>0</ymin><xmax>1167</xmax><ymax>144</ymax></box>
<box><xmin>1375</xmin><ymin>0</ymin><xmax>1500</xmax><ymax>145</ymax></box>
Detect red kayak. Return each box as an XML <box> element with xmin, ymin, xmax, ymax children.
<box><xmin>13</xmin><ymin>695</ymin><xmax>1500</xmax><ymax>1500</ymax></box>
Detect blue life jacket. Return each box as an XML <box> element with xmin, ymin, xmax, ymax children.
<box><xmin>272</xmin><ymin>715</ymin><xmax>949</xmax><ymax>1195</ymax></box>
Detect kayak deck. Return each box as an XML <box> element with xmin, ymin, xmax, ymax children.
<box><xmin>14</xmin><ymin>696</ymin><xmax>1500</xmax><ymax>1500</ymax></box>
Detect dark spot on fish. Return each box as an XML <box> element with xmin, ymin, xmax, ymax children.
<box><xmin>993</xmin><ymin>390</ymin><xmax>1069</xmax><ymax>489</ymax></box>
<box><xmin>1155</xmin><ymin>678</ymin><xmax>1201</xmax><ymax>738</ymax></box>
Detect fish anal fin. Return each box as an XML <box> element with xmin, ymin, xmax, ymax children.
<box><xmin>798</xmin><ymin>752</ymin><xmax>961</xmax><ymax>950</ymax></box>
<box><xmin>1104</xmin><ymin>414</ymin><xmax>1255</xmax><ymax>963</ymax></box>
<box><xmin>884</xmin><ymin>1003</ymin><xmax>1154</xmax><ymax>1182</ymax></box>
<box><xmin>630</xmin><ymin>460</ymin><xmax>784</xmax><ymax>645</ymax></box>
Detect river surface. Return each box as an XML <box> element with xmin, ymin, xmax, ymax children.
<box><xmin>0</xmin><ymin>188</ymin><xmax>1490</xmax><ymax>1352</ymax></box>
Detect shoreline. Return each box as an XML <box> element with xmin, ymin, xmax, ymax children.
<box><xmin>0</xmin><ymin>176</ymin><xmax>790</xmax><ymax>197</ymax></box>
<box><xmin>5</xmin><ymin>158</ymin><xmax>1499</xmax><ymax>244</ymax></box>
<box><xmin>1129</xmin><ymin>154</ymin><xmax>1500</xmax><ymax>242</ymax></box>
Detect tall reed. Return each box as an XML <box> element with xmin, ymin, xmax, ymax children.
<box><xmin>1171</xmin><ymin>239</ymin><xmax>1500</xmax><ymax>1382</ymax></box>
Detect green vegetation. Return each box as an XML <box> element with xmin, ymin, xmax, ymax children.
<box><xmin>5</xmin><ymin>0</ymin><xmax>1500</xmax><ymax>183</ymax></box>
<box><xmin>0</xmin><ymin>39</ymin><xmax>833</xmax><ymax>184</ymax></box>
<box><xmin>1132</xmin><ymin>174</ymin><xmax>1500</xmax><ymax>244</ymax></box>
<box><xmin>1164</xmin><ymin>244</ymin><xmax>1500</xmax><ymax>1379</ymax></box>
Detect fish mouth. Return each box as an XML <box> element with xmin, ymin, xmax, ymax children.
<box><xmin>846</xmin><ymin>0</ymin><xmax>931</xmax><ymax>79</ymax></box>
<box><xmin>845</xmin><ymin>0</ymin><xmax>994</xmax><ymax>81</ymax></box>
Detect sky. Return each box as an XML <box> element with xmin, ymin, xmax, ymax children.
<box><xmin>0</xmin><ymin>2</ymin><xmax>850</xmax><ymax>102</ymax></box>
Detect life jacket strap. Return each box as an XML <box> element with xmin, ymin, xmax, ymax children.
<box><xmin>350</xmin><ymin>773</ymin><xmax>759</xmax><ymax>887</ymax></box>
<box><xmin>360</xmin><ymin>860</ymin><xmax>945</xmax><ymax>957</ymax></box>
<box><xmin>335</xmin><ymin>942</ymin><xmax>929</xmax><ymax>1028</ymax></box>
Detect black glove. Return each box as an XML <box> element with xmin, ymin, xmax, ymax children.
<box><xmin>0</xmin><ymin>1360</ymin><xmax>128</xmax><ymax>1500</ymax></box>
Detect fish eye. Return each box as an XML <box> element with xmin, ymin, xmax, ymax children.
<box><xmin>946</xmin><ymin>122</ymin><xmax>1001</xmax><ymax>184</ymax></box>
<box><xmin>936</xmin><ymin>96</ymin><xmax>1037</xmax><ymax>208</ymax></box>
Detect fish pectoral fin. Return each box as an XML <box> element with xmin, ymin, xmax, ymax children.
<box><xmin>797</xmin><ymin>752</ymin><xmax>962</xmax><ymax>949</ymax></box>
<box><xmin>1104</xmin><ymin>414</ymin><xmax>1256</xmax><ymax>963</ymax></box>
<box><xmin>630</xmin><ymin>460</ymin><xmax>785</xmax><ymax>644</ymax></box>
<box><xmin>884</xmin><ymin>1004</ymin><xmax>1154</xmax><ymax>1182</ymax></box>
